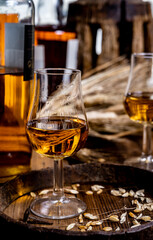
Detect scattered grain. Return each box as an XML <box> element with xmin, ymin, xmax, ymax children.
<box><xmin>66</xmin><ymin>223</ymin><xmax>76</xmax><ymax>230</ymax></box>
<box><xmin>120</xmin><ymin>212</ymin><xmax>127</xmax><ymax>224</ymax></box>
<box><xmin>103</xmin><ymin>227</ymin><xmax>113</xmax><ymax>232</ymax></box>
<box><xmin>86</xmin><ymin>191</ymin><xmax>93</xmax><ymax>195</ymax></box>
<box><xmin>132</xmin><ymin>219</ymin><xmax>141</xmax><ymax>226</ymax></box>
<box><xmin>87</xmin><ymin>226</ymin><xmax>93</xmax><ymax>231</ymax></box>
<box><xmin>136</xmin><ymin>213</ymin><xmax>142</xmax><ymax>220</ymax></box>
<box><xmin>97</xmin><ymin>189</ymin><xmax>103</xmax><ymax>195</ymax></box>
<box><xmin>91</xmin><ymin>185</ymin><xmax>104</xmax><ymax>192</ymax></box>
<box><xmin>134</xmin><ymin>208</ymin><xmax>143</xmax><ymax>213</ymax></box>
<box><xmin>136</xmin><ymin>189</ymin><xmax>145</xmax><ymax>197</ymax></box>
<box><xmin>129</xmin><ymin>190</ymin><xmax>135</xmax><ymax>197</ymax></box>
<box><xmin>141</xmin><ymin>216</ymin><xmax>151</xmax><ymax>222</ymax></box>
<box><xmin>91</xmin><ymin>220</ymin><xmax>103</xmax><ymax>226</ymax></box>
<box><xmin>78</xmin><ymin>225</ymin><xmax>87</xmax><ymax>230</ymax></box>
<box><xmin>79</xmin><ymin>214</ymin><xmax>83</xmax><ymax>223</ymax></box>
<box><xmin>146</xmin><ymin>198</ymin><xmax>152</xmax><ymax>204</ymax></box>
<box><xmin>30</xmin><ymin>192</ymin><xmax>36</xmax><ymax>198</ymax></box>
<box><xmin>86</xmin><ymin>221</ymin><xmax>92</xmax><ymax>227</ymax></box>
<box><xmin>119</xmin><ymin>188</ymin><xmax>126</xmax><ymax>194</ymax></box>
<box><xmin>122</xmin><ymin>192</ymin><xmax>129</xmax><ymax>198</ymax></box>
<box><xmin>98</xmin><ymin>158</ymin><xmax>105</xmax><ymax>163</ymax></box>
<box><xmin>65</xmin><ymin>189</ymin><xmax>79</xmax><ymax>194</ymax></box>
<box><xmin>129</xmin><ymin>212</ymin><xmax>137</xmax><ymax>218</ymax></box>
<box><xmin>39</xmin><ymin>189</ymin><xmax>51</xmax><ymax>195</ymax></box>
<box><xmin>111</xmin><ymin>190</ymin><xmax>122</xmax><ymax>197</ymax></box>
<box><xmin>84</xmin><ymin>213</ymin><xmax>98</xmax><ymax>220</ymax></box>
<box><xmin>72</xmin><ymin>184</ymin><xmax>80</xmax><ymax>190</ymax></box>
<box><xmin>108</xmin><ymin>215</ymin><xmax>119</xmax><ymax>222</ymax></box>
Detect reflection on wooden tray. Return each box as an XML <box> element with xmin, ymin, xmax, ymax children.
<box><xmin>1</xmin><ymin>163</ymin><xmax>153</xmax><ymax>239</ymax></box>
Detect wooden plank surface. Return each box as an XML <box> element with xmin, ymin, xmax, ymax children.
<box><xmin>1</xmin><ymin>163</ymin><xmax>153</xmax><ymax>239</ymax></box>
<box><xmin>4</xmin><ymin>182</ymin><xmax>153</xmax><ymax>232</ymax></box>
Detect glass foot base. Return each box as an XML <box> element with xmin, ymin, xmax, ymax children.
<box><xmin>124</xmin><ymin>155</ymin><xmax>153</xmax><ymax>170</ymax></box>
<box><xmin>30</xmin><ymin>196</ymin><xmax>87</xmax><ymax>220</ymax></box>
<box><xmin>140</xmin><ymin>155</ymin><xmax>153</xmax><ymax>163</ymax></box>
<box><xmin>125</xmin><ymin>155</ymin><xmax>153</xmax><ymax>164</ymax></box>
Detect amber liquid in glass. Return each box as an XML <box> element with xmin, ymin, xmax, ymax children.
<box><xmin>26</xmin><ymin>117</ymin><xmax>88</xmax><ymax>159</ymax></box>
<box><xmin>124</xmin><ymin>92</ymin><xmax>153</xmax><ymax>123</ymax></box>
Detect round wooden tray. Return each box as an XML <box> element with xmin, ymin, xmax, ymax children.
<box><xmin>1</xmin><ymin>162</ymin><xmax>153</xmax><ymax>239</ymax></box>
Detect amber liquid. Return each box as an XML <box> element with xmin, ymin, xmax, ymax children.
<box><xmin>0</xmin><ymin>13</ymin><xmax>33</xmax><ymax>177</ymax></box>
<box><xmin>124</xmin><ymin>92</ymin><xmax>153</xmax><ymax>123</ymax></box>
<box><xmin>26</xmin><ymin>117</ymin><xmax>88</xmax><ymax>159</ymax></box>
<box><xmin>0</xmin><ymin>69</ymin><xmax>32</xmax><ymax>177</ymax></box>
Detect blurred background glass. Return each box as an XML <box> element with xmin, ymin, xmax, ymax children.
<box><xmin>33</xmin><ymin>0</ymin><xmax>76</xmax><ymax>26</ymax></box>
<box><xmin>33</xmin><ymin>0</ymin><xmax>78</xmax><ymax>70</ymax></box>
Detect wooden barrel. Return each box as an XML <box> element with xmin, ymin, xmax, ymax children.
<box><xmin>67</xmin><ymin>0</ymin><xmax>153</xmax><ymax>73</ymax></box>
<box><xmin>1</xmin><ymin>162</ymin><xmax>153</xmax><ymax>239</ymax></box>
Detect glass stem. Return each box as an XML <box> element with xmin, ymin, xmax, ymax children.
<box><xmin>142</xmin><ymin>124</ymin><xmax>152</xmax><ymax>159</ymax></box>
<box><xmin>53</xmin><ymin>159</ymin><xmax>64</xmax><ymax>200</ymax></box>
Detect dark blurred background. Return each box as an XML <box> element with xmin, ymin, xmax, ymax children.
<box><xmin>33</xmin><ymin>0</ymin><xmax>153</xmax><ymax>74</ymax></box>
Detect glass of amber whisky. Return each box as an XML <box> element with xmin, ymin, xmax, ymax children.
<box><xmin>26</xmin><ymin>68</ymin><xmax>88</xmax><ymax>219</ymax></box>
<box><xmin>124</xmin><ymin>53</ymin><xmax>153</xmax><ymax>164</ymax></box>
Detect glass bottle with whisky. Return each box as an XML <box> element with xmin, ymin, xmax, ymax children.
<box><xmin>0</xmin><ymin>0</ymin><xmax>35</xmax><ymax>177</ymax></box>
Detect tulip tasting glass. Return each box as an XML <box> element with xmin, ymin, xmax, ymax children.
<box><xmin>26</xmin><ymin>68</ymin><xmax>88</xmax><ymax>219</ymax></box>
<box><xmin>124</xmin><ymin>53</ymin><xmax>153</xmax><ymax>164</ymax></box>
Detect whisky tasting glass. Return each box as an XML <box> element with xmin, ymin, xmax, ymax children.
<box><xmin>26</xmin><ymin>68</ymin><xmax>88</xmax><ymax>219</ymax></box>
<box><xmin>124</xmin><ymin>53</ymin><xmax>153</xmax><ymax>164</ymax></box>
